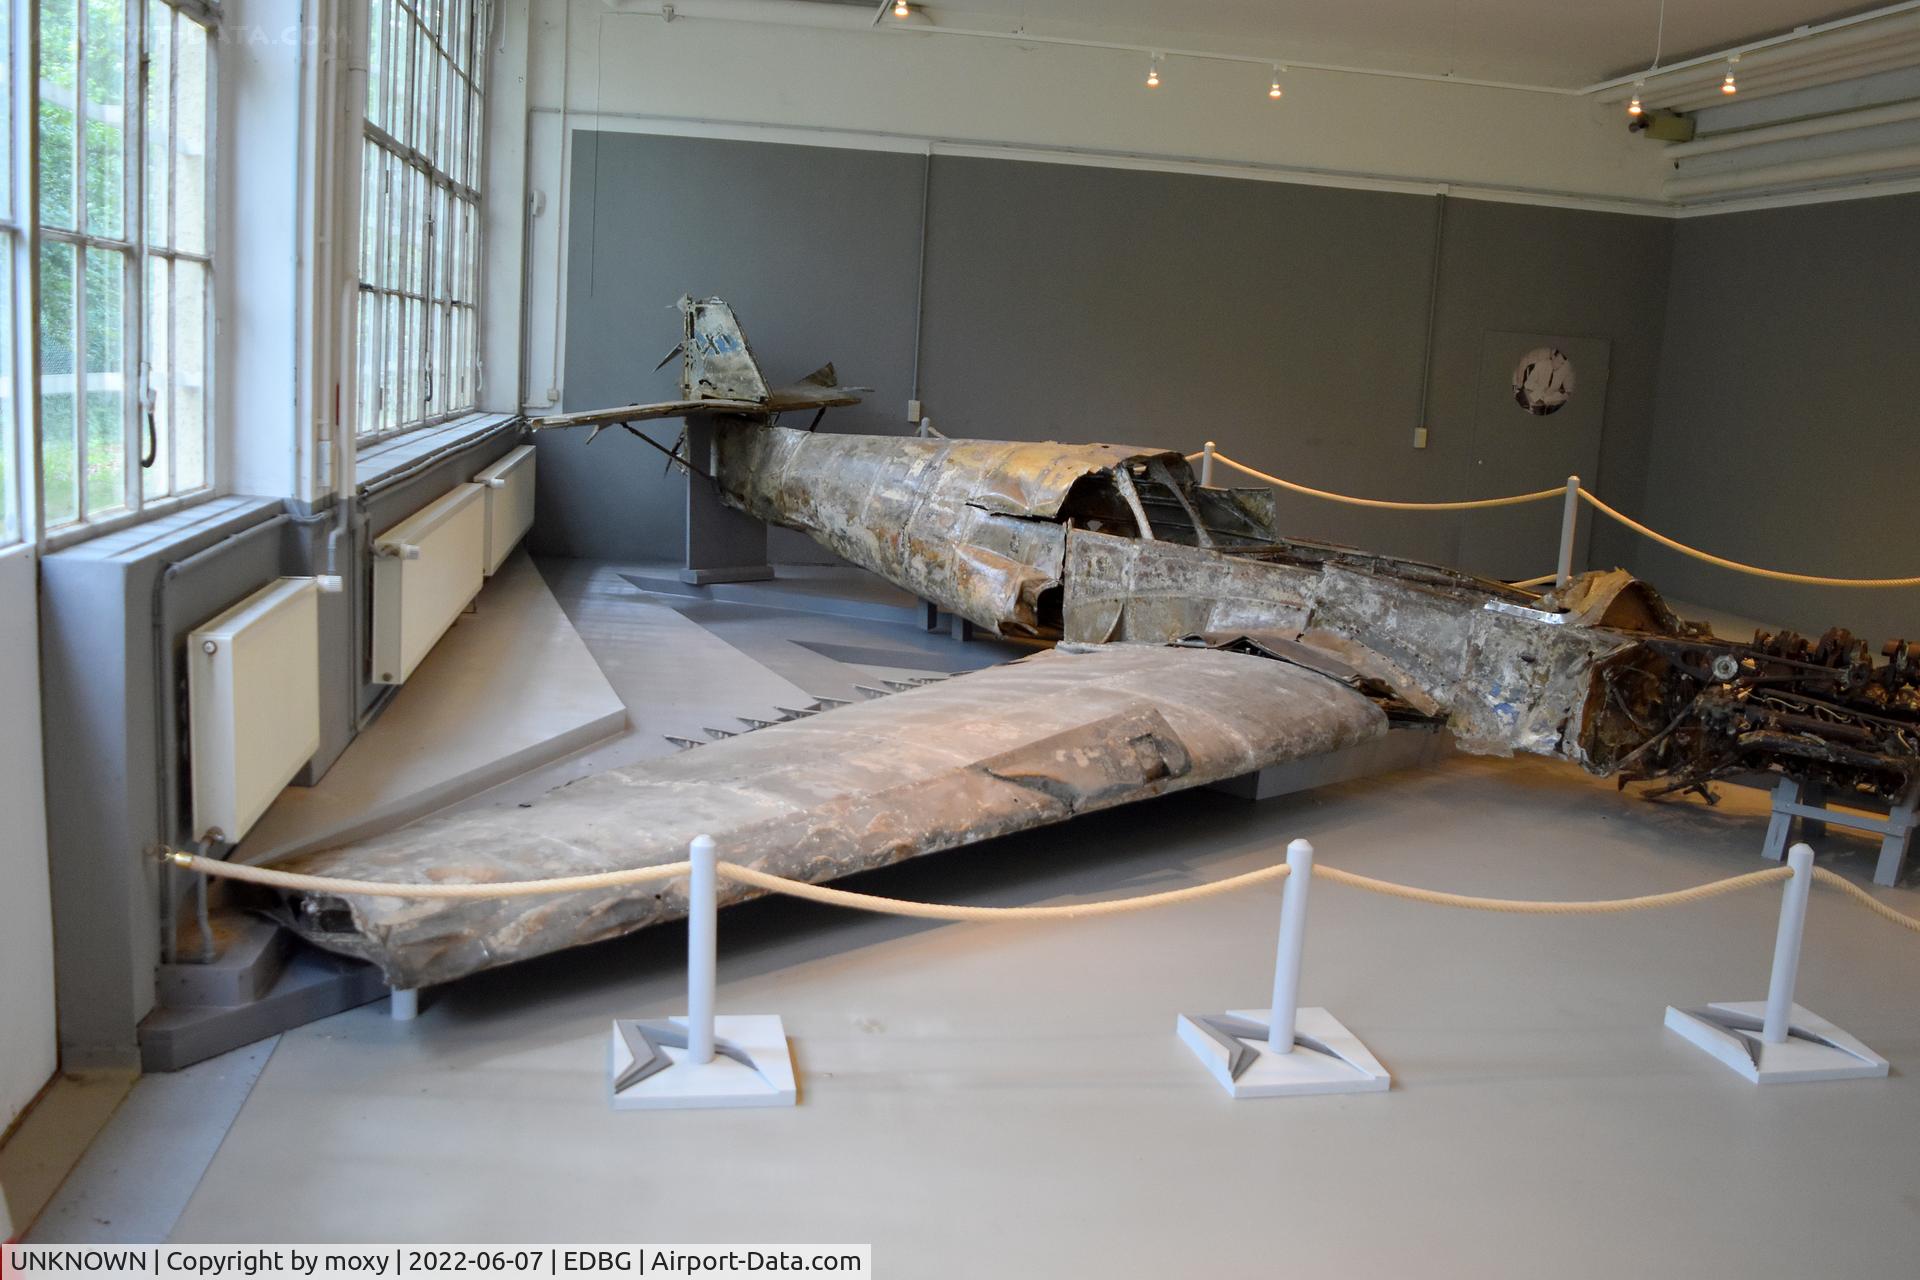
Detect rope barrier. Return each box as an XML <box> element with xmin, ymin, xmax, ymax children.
<box><xmin>1312</xmin><ymin>864</ymin><xmax>1788</xmax><ymax>914</ymax></box>
<box><xmin>1183</xmin><ymin>445</ymin><xmax>1919</xmax><ymax>589</ymax></box>
<box><xmin>1577</xmin><ymin>489</ymin><xmax>1920</xmax><ymax>589</ymax></box>
<box><xmin>1204</xmin><ymin>451</ymin><xmax>1564</xmax><ymax>511</ymax></box>
<box><xmin>715</xmin><ymin>859</ymin><xmax>1293</xmax><ymax>921</ymax></box>
<box><xmin>165</xmin><ymin>850</ymin><xmax>1920</xmax><ymax>933</ymax></box>
<box><xmin>1812</xmin><ymin>867</ymin><xmax>1920</xmax><ymax>934</ymax></box>
<box><xmin>164</xmin><ymin>852</ymin><xmax>692</xmax><ymax>899</ymax></box>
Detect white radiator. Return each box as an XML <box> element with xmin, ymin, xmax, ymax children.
<box><xmin>474</xmin><ymin>445</ymin><xmax>536</xmax><ymax>576</ymax></box>
<box><xmin>188</xmin><ymin>577</ymin><xmax>322</xmax><ymax>843</ymax></box>
<box><xmin>372</xmin><ymin>483</ymin><xmax>486</xmax><ymax>685</ymax></box>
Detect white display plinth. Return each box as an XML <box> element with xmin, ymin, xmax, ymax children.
<box><xmin>1178</xmin><ymin>1009</ymin><xmax>1390</xmax><ymax>1098</ymax></box>
<box><xmin>608</xmin><ymin>1015</ymin><xmax>796</xmax><ymax>1110</ymax></box>
<box><xmin>1663</xmin><ymin>1002</ymin><xmax>1888</xmax><ymax>1084</ymax></box>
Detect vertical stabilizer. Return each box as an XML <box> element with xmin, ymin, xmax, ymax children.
<box><xmin>675</xmin><ymin>295</ymin><xmax>770</xmax><ymax>403</ymax></box>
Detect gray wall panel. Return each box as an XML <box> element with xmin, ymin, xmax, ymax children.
<box><xmin>1423</xmin><ymin>199</ymin><xmax>1673</xmax><ymax>576</ymax></box>
<box><xmin>543</xmin><ymin>131</ymin><xmax>926</xmax><ymax>561</ymax></box>
<box><xmin>916</xmin><ymin>157</ymin><xmax>1443</xmax><ymax>564</ymax></box>
<box><xmin>555</xmin><ymin>138</ymin><xmax>1675</xmax><ymax>583</ymax></box>
<box><xmin>1640</xmin><ymin>193</ymin><xmax>1920</xmax><ymax>642</ymax></box>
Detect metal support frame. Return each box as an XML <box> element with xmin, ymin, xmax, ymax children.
<box><xmin>1664</xmin><ymin>844</ymin><xmax>1888</xmax><ymax>1083</ymax></box>
<box><xmin>1176</xmin><ymin>840</ymin><xmax>1390</xmax><ymax>1097</ymax></box>
<box><xmin>1761</xmin><ymin>775</ymin><xmax>1917</xmax><ymax>887</ymax></box>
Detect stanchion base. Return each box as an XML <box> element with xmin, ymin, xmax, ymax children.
<box><xmin>1177</xmin><ymin>1008</ymin><xmax>1390</xmax><ymax>1098</ymax></box>
<box><xmin>608</xmin><ymin>1015</ymin><xmax>797</xmax><ymax>1110</ymax></box>
<box><xmin>1663</xmin><ymin>1002</ymin><xmax>1889</xmax><ymax>1084</ymax></box>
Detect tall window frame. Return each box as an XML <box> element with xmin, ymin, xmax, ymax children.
<box><xmin>357</xmin><ymin>0</ymin><xmax>488</xmax><ymax>443</ymax></box>
<box><xmin>33</xmin><ymin>0</ymin><xmax>218</xmax><ymax>548</ymax></box>
<box><xmin>1</xmin><ymin>1</ymin><xmax>27</xmax><ymax>547</ymax></box>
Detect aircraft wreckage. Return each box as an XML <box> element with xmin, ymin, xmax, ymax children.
<box><xmin>261</xmin><ymin>298</ymin><xmax>1920</xmax><ymax>989</ymax></box>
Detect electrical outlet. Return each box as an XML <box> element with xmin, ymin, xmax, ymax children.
<box><xmin>907</xmin><ymin>398</ymin><xmax>923</xmax><ymax>423</ymax></box>
<box><xmin>1413</xmin><ymin>426</ymin><xmax>1429</xmax><ymax>449</ymax></box>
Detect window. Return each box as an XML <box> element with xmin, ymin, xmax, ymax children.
<box><xmin>357</xmin><ymin>0</ymin><xmax>489</xmax><ymax>441</ymax></box>
<box><xmin>35</xmin><ymin>0</ymin><xmax>214</xmax><ymax>540</ymax></box>
<box><xmin>0</xmin><ymin>2</ymin><xmax>21</xmax><ymax>545</ymax></box>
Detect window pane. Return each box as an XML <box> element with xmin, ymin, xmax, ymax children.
<box><xmin>382</xmin><ymin>151</ymin><xmax>402</xmax><ymax>289</ymax></box>
<box><xmin>83</xmin><ymin>247</ymin><xmax>126</xmax><ymax>517</ymax></box>
<box><xmin>145</xmin><ymin>0</ymin><xmax>171</xmax><ymax>247</ymax></box>
<box><xmin>383</xmin><ymin>292</ymin><xmax>401</xmax><ymax>434</ymax></box>
<box><xmin>83</xmin><ymin>0</ymin><xmax>127</xmax><ymax>238</ymax></box>
<box><xmin>40</xmin><ymin>0</ymin><xmax>79</xmax><ymax>229</ymax></box>
<box><xmin>366</xmin><ymin>0</ymin><xmax>385</xmax><ymax>130</ymax></box>
<box><xmin>0</xmin><ymin>251</ymin><xmax>13</xmax><ymax>541</ymax></box>
<box><xmin>142</xmin><ymin>254</ymin><xmax>170</xmax><ymax>498</ymax></box>
<box><xmin>392</xmin><ymin>13</ymin><xmax>412</xmax><ymax>146</ymax></box>
<box><xmin>355</xmin><ymin>289</ymin><xmax>375</xmax><ymax>435</ymax></box>
<box><xmin>412</xmin><ymin>295</ymin><xmax>429</xmax><ymax>423</ymax></box>
<box><xmin>39</xmin><ymin>242</ymin><xmax>78</xmax><ymax>524</ymax></box>
<box><xmin>0</xmin><ymin>9</ymin><xmax>13</xmax><ymax>223</ymax></box>
<box><xmin>173</xmin><ymin>257</ymin><xmax>206</xmax><ymax>491</ymax></box>
<box><xmin>174</xmin><ymin>13</ymin><xmax>208</xmax><ymax>255</ymax></box>
<box><xmin>359</xmin><ymin>140</ymin><xmax>379</xmax><ymax>283</ymax></box>
<box><xmin>359</xmin><ymin>2</ymin><xmax>484</xmax><ymax>438</ymax></box>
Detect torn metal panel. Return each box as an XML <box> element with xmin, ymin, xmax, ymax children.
<box><xmin>265</xmin><ymin>645</ymin><xmax>1387</xmax><ymax>988</ymax></box>
<box><xmin>1062</xmin><ymin>528</ymin><xmax>1316</xmax><ymax>644</ymax></box>
<box><xmin>1061</xmin><ymin>529</ymin><xmax>1628</xmax><ymax>760</ymax></box>
<box><xmin>713</xmin><ymin>427</ymin><xmax>1190</xmax><ymax>635</ymax></box>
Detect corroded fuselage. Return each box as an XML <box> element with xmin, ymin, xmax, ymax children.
<box><xmin>713</xmin><ymin>422</ymin><xmax>1919</xmax><ymax>797</ymax></box>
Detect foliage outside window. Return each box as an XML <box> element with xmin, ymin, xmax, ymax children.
<box><xmin>0</xmin><ymin>4</ymin><xmax>19</xmax><ymax>544</ymax></box>
<box><xmin>36</xmin><ymin>0</ymin><xmax>213</xmax><ymax>539</ymax></box>
<box><xmin>357</xmin><ymin>0</ymin><xmax>488</xmax><ymax>441</ymax></box>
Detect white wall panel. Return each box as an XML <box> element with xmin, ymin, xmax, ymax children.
<box><xmin>0</xmin><ymin>545</ymin><xmax>55</xmax><ymax>1131</ymax></box>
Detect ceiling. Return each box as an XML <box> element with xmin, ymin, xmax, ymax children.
<box><xmin>875</xmin><ymin>1</ymin><xmax>1892</xmax><ymax>87</ymax></box>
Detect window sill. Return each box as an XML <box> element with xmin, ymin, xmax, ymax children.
<box><xmin>39</xmin><ymin>489</ymin><xmax>227</xmax><ymax>554</ymax></box>
<box><xmin>40</xmin><ymin>494</ymin><xmax>282</xmax><ymax>564</ymax></box>
<box><xmin>354</xmin><ymin>412</ymin><xmax>522</xmax><ymax>492</ymax></box>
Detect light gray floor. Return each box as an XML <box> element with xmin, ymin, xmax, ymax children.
<box><xmin>24</xmin><ymin>563</ymin><xmax>1920</xmax><ymax>1273</ymax></box>
<box><xmin>26</xmin><ymin>1042</ymin><xmax>274</xmax><ymax>1243</ymax></box>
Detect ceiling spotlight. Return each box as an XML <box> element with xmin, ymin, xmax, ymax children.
<box><xmin>1147</xmin><ymin>53</ymin><xmax>1163</xmax><ymax>89</ymax></box>
<box><xmin>1722</xmin><ymin>57</ymin><xmax>1738</xmax><ymax>95</ymax></box>
<box><xmin>892</xmin><ymin>0</ymin><xmax>910</xmax><ymax>16</ymax></box>
<box><xmin>1627</xmin><ymin>80</ymin><xmax>1644</xmax><ymax>116</ymax></box>
<box><xmin>1268</xmin><ymin>66</ymin><xmax>1284</xmax><ymax>100</ymax></box>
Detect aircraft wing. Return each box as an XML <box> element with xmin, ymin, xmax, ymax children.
<box><xmin>528</xmin><ymin>382</ymin><xmax>863</xmax><ymax>432</ymax></box>
<box><xmin>260</xmin><ymin>643</ymin><xmax>1387</xmax><ymax>989</ymax></box>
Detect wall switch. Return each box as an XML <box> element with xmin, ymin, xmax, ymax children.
<box><xmin>907</xmin><ymin>398</ymin><xmax>923</xmax><ymax>423</ymax></box>
<box><xmin>1413</xmin><ymin>426</ymin><xmax>1429</xmax><ymax>449</ymax></box>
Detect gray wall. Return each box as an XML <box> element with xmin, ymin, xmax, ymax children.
<box><xmin>918</xmin><ymin>159</ymin><xmax>1674</xmax><ymax>573</ymax></box>
<box><xmin>541</xmin><ymin>132</ymin><xmax>926</xmax><ymax>561</ymax></box>
<box><xmin>551</xmin><ymin>135</ymin><xmax>1676</xmax><ymax>580</ymax></box>
<box><xmin>1638</xmin><ymin>192</ymin><xmax>1920</xmax><ymax>642</ymax></box>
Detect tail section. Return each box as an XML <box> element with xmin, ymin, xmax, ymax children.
<box><xmin>665</xmin><ymin>295</ymin><xmax>771</xmax><ymax>404</ymax></box>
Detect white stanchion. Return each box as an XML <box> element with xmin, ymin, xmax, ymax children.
<box><xmin>1200</xmin><ymin>440</ymin><xmax>1216</xmax><ymax>488</ymax></box>
<box><xmin>1177</xmin><ymin>840</ymin><xmax>1390</xmax><ymax>1098</ymax></box>
<box><xmin>389</xmin><ymin>987</ymin><xmax>419</xmax><ymax>1021</ymax></box>
<box><xmin>686</xmin><ymin>835</ymin><xmax>718</xmax><ymax>1065</ymax></box>
<box><xmin>1555</xmin><ymin>475</ymin><xmax>1580</xmax><ymax>588</ymax></box>
<box><xmin>608</xmin><ymin>835</ymin><xmax>796</xmax><ymax>1110</ymax></box>
<box><xmin>1663</xmin><ymin>844</ymin><xmax>1888</xmax><ymax>1084</ymax></box>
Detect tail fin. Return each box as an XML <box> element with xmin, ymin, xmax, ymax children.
<box><xmin>671</xmin><ymin>295</ymin><xmax>770</xmax><ymax>404</ymax></box>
